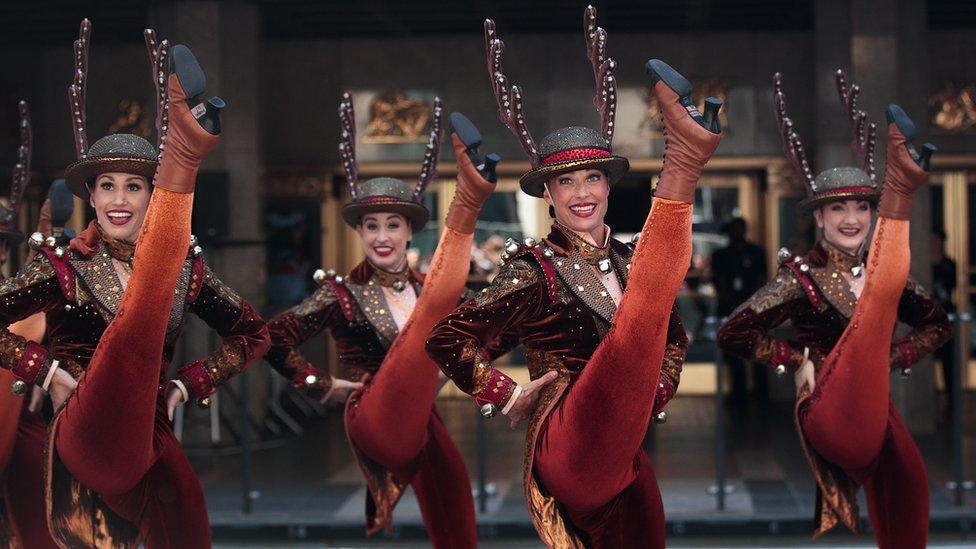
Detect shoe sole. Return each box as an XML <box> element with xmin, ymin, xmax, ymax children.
<box><xmin>885</xmin><ymin>104</ymin><xmax>917</xmax><ymax>140</ymax></box>
<box><xmin>48</xmin><ymin>180</ymin><xmax>74</xmax><ymax>225</ymax></box>
<box><xmin>645</xmin><ymin>59</ymin><xmax>692</xmax><ymax>97</ymax></box>
<box><xmin>169</xmin><ymin>44</ymin><xmax>207</xmax><ymax>104</ymax></box>
<box><xmin>450</xmin><ymin>112</ymin><xmax>482</xmax><ymax>150</ymax></box>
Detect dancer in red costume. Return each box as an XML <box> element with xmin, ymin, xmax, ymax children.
<box><xmin>425</xmin><ymin>8</ymin><xmax>722</xmax><ymax>547</ymax></box>
<box><xmin>265</xmin><ymin>94</ymin><xmax>498</xmax><ymax>547</ymax></box>
<box><xmin>0</xmin><ymin>22</ymin><xmax>268</xmax><ymax>547</ymax></box>
<box><xmin>718</xmin><ymin>71</ymin><xmax>950</xmax><ymax>548</ymax></box>
<box><xmin>0</xmin><ymin>101</ymin><xmax>61</xmax><ymax>549</ymax></box>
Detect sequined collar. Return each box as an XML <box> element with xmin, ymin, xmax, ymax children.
<box><xmin>553</xmin><ymin>222</ymin><xmax>611</xmax><ymax>267</ymax></box>
<box><xmin>367</xmin><ymin>260</ymin><xmax>411</xmax><ymax>291</ymax></box>
<box><xmin>95</xmin><ymin>223</ymin><xmax>135</xmax><ymax>263</ymax></box>
<box><xmin>819</xmin><ymin>239</ymin><xmax>864</xmax><ymax>275</ymax></box>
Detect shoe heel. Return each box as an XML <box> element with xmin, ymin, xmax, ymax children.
<box><xmin>703</xmin><ymin>97</ymin><xmax>722</xmax><ymax>133</ymax></box>
<box><xmin>646</xmin><ymin>59</ymin><xmax>707</xmax><ymax>127</ymax></box>
<box><xmin>169</xmin><ymin>45</ymin><xmax>207</xmax><ymax>107</ymax></box>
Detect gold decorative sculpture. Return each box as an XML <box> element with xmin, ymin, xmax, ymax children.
<box><xmin>363</xmin><ymin>91</ymin><xmax>433</xmax><ymax>143</ymax></box>
<box><xmin>108</xmin><ymin>99</ymin><xmax>151</xmax><ymax>138</ymax></box>
<box><xmin>929</xmin><ymin>83</ymin><xmax>976</xmax><ymax>134</ymax></box>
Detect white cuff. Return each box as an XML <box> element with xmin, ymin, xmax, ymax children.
<box><xmin>170</xmin><ymin>379</ymin><xmax>190</xmax><ymax>403</ymax></box>
<box><xmin>42</xmin><ymin>360</ymin><xmax>60</xmax><ymax>393</ymax></box>
<box><xmin>501</xmin><ymin>385</ymin><xmax>523</xmax><ymax>415</ymax></box>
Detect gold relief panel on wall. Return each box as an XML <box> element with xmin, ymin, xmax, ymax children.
<box><xmin>362</xmin><ymin>90</ymin><xmax>435</xmax><ymax>144</ymax></box>
<box><xmin>641</xmin><ymin>79</ymin><xmax>731</xmax><ymax>139</ymax></box>
<box><xmin>929</xmin><ymin>83</ymin><xmax>976</xmax><ymax>134</ymax></box>
<box><xmin>108</xmin><ymin>99</ymin><xmax>152</xmax><ymax>138</ymax></box>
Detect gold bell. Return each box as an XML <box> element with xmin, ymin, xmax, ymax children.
<box><xmin>900</xmin><ymin>368</ymin><xmax>912</xmax><ymax>378</ymax></box>
<box><xmin>523</xmin><ymin>237</ymin><xmax>537</xmax><ymax>248</ymax></box>
<box><xmin>597</xmin><ymin>258</ymin><xmax>612</xmax><ymax>274</ymax></box>
<box><xmin>45</xmin><ymin>236</ymin><xmax>57</xmax><ymax>248</ymax></box>
<box><xmin>11</xmin><ymin>380</ymin><xmax>28</xmax><ymax>395</ymax></box>
<box><xmin>505</xmin><ymin>239</ymin><xmax>520</xmax><ymax>255</ymax></box>
<box><xmin>392</xmin><ymin>280</ymin><xmax>406</xmax><ymax>293</ymax></box>
<box><xmin>653</xmin><ymin>411</ymin><xmax>667</xmax><ymax>424</ymax></box>
<box><xmin>479</xmin><ymin>403</ymin><xmax>498</xmax><ymax>418</ymax></box>
<box><xmin>304</xmin><ymin>374</ymin><xmax>318</xmax><ymax>387</ymax></box>
<box><xmin>54</xmin><ymin>247</ymin><xmax>65</xmax><ymax>258</ymax></box>
<box><xmin>775</xmin><ymin>364</ymin><xmax>787</xmax><ymax>377</ymax></box>
<box><xmin>334</xmin><ymin>275</ymin><xmax>345</xmax><ymax>284</ymax></box>
<box><xmin>198</xmin><ymin>397</ymin><xmax>212</xmax><ymax>409</ymax></box>
<box><xmin>312</xmin><ymin>269</ymin><xmax>326</xmax><ymax>283</ymax></box>
<box><xmin>777</xmin><ymin>247</ymin><xmax>791</xmax><ymax>263</ymax></box>
<box><xmin>28</xmin><ymin>232</ymin><xmax>44</xmax><ymax>250</ymax></box>
<box><xmin>325</xmin><ymin>268</ymin><xmax>337</xmax><ymax>279</ymax></box>
<box><xmin>542</xmin><ymin>247</ymin><xmax>555</xmax><ymax>259</ymax></box>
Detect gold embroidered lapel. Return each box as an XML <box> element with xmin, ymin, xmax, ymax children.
<box><xmin>807</xmin><ymin>266</ymin><xmax>857</xmax><ymax>318</ymax></box>
<box><xmin>347</xmin><ymin>280</ymin><xmax>399</xmax><ymax>348</ymax></box>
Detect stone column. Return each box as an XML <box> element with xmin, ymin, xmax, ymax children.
<box><xmin>850</xmin><ymin>0</ymin><xmax>935</xmax><ymax>433</ymax></box>
<box><xmin>149</xmin><ymin>1</ymin><xmax>268</xmax><ymax>433</ymax></box>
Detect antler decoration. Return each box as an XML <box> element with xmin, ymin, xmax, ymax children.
<box><xmin>414</xmin><ymin>96</ymin><xmax>443</xmax><ymax>201</ymax></box>
<box><xmin>144</xmin><ymin>29</ymin><xmax>170</xmax><ymax>157</ymax></box>
<box><xmin>68</xmin><ymin>19</ymin><xmax>91</xmax><ymax>159</ymax></box>
<box><xmin>10</xmin><ymin>101</ymin><xmax>32</xmax><ymax>216</ymax></box>
<box><xmin>835</xmin><ymin>69</ymin><xmax>877</xmax><ymax>182</ymax></box>
<box><xmin>485</xmin><ymin>19</ymin><xmax>539</xmax><ymax>166</ymax></box>
<box><xmin>772</xmin><ymin>73</ymin><xmax>817</xmax><ymax>191</ymax></box>
<box><xmin>338</xmin><ymin>93</ymin><xmax>359</xmax><ymax>200</ymax></box>
<box><xmin>584</xmin><ymin>5</ymin><xmax>617</xmax><ymax>144</ymax></box>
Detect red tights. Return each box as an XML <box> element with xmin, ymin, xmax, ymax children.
<box><xmin>345</xmin><ymin>225</ymin><xmax>477</xmax><ymax>548</ymax></box>
<box><xmin>800</xmin><ymin>218</ymin><xmax>928</xmax><ymax>548</ymax></box>
<box><xmin>3</xmin><ymin>403</ymin><xmax>58</xmax><ymax>548</ymax></box>
<box><xmin>52</xmin><ymin>189</ymin><xmax>210</xmax><ymax>548</ymax></box>
<box><xmin>535</xmin><ymin>198</ymin><xmax>691</xmax><ymax>548</ymax></box>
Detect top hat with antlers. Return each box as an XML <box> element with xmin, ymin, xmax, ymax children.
<box><xmin>64</xmin><ymin>21</ymin><xmax>170</xmax><ymax>200</ymax></box>
<box><xmin>773</xmin><ymin>69</ymin><xmax>879</xmax><ymax>210</ymax></box>
<box><xmin>486</xmin><ymin>6</ymin><xmax>629</xmax><ymax>198</ymax></box>
<box><xmin>338</xmin><ymin>92</ymin><xmax>443</xmax><ymax>231</ymax></box>
<box><xmin>0</xmin><ymin>101</ymin><xmax>32</xmax><ymax>243</ymax></box>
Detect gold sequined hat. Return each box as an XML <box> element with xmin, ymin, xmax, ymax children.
<box><xmin>486</xmin><ymin>6</ymin><xmax>628</xmax><ymax>198</ymax></box>
<box><xmin>337</xmin><ymin>92</ymin><xmax>443</xmax><ymax>231</ymax></box>
<box><xmin>61</xmin><ymin>21</ymin><xmax>170</xmax><ymax>201</ymax></box>
<box><xmin>64</xmin><ymin>134</ymin><xmax>159</xmax><ymax>200</ymax></box>
<box><xmin>773</xmin><ymin>70</ymin><xmax>880</xmax><ymax>211</ymax></box>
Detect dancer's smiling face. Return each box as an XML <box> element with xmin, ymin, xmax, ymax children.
<box><xmin>814</xmin><ymin>199</ymin><xmax>873</xmax><ymax>255</ymax></box>
<box><xmin>356</xmin><ymin>212</ymin><xmax>411</xmax><ymax>272</ymax></box>
<box><xmin>89</xmin><ymin>172</ymin><xmax>151</xmax><ymax>243</ymax></box>
<box><xmin>544</xmin><ymin>169</ymin><xmax>610</xmax><ymax>239</ymax></box>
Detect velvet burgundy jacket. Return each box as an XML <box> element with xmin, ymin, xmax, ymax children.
<box><xmin>0</xmin><ymin>222</ymin><xmax>269</xmax><ymax>401</ymax></box>
<box><xmin>425</xmin><ymin>224</ymin><xmax>687</xmax><ymax>414</ymax></box>
<box><xmin>717</xmin><ymin>239</ymin><xmax>951</xmax><ymax>375</ymax></box>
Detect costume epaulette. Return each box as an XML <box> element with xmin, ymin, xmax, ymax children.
<box><xmin>312</xmin><ymin>267</ymin><xmax>355</xmax><ymax>321</ymax></box>
<box><xmin>778</xmin><ymin>247</ymin><xmax>823</xmax><ymax>309</ymax></box>
<box><xmin>498</xmin><ymin>237</ymin><xmax>558</xmax><ymax>302</ymax></box>
<box><xmin>30</xmin><ymin>231</ymin><xmax>76</xmax><ymax>302</ymax></box>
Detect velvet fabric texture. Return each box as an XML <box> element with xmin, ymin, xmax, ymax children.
<box><xmin>3</xmin><ymin>403</ymin><xmax>58</xmax><ymax>548</ymax></box>
<box><xmin>797</xmin><ymin>217</ymin><xmax>931</xmax><ymax>548</ymax></box>
<box><xmin>50</xmin><ymin>189</ymin><xmax>211</xmax><ymax>548</ymax></box>
<box><xmin>344</xmin><ymin>224</ymin><xmax>479</xmax><ymax>548</ymax></box>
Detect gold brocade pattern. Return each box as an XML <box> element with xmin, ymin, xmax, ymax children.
<box><xmin>70</xmin><ymin>244</ymin><xmax>194</xmax><ymax>333</ymax></box>
<box><xmin>794</xmin><ymin>388</ymin><xmax>861</xmax><ymax>537</ymax></box>
<box><xmin>820</xmin><ymin>240</ymin><xmax>864</xmax><ymax>274</ymax></box>
<box><xmin>294</xmin><ymin>284</ymin><xmax>338</xmax><ymax>317</ymax></box>
<box><xmin>343</xmin><ymin>396</ymin><xmax>406</xmax><ymax>536</ymax></box>
<box><xmin>808</xmin><ymin>268</ymin><xmax>857</xmax><ymax>319</ymax></box>
<box><xmin>730</xmin><ymin>268</ymin><xmax>805</xmax><ymax>316</ymax></box>
<box><xmin>203</xmin><ymin>267</ymin><xmax>242</xmax><ymax>308</ymax></box>
<box><xmin>201</xmin><ymin>340</ymin><xmax>248</xmax><ymax>388</ymax></box>
<box><xmin>46</xmin><ymin>411</ymin><xmax>140</xmax><ymax>548</ymax></box>
<box><xmin>367</xmin><ymin>262</ymin><xmax>410</xmax><ymax>289</ymax></box>
<box><xmin>0</xmin><ymin>255</ymin><xmax>56</xmax><ymax>296</ymax></box>
<box><xmin>661</xmin><ymin>341</ymin><xmax>684</xmax><ymax>386</ymax></box>
<box><xmin>348</xmin><ymin>280</ymin><xmax>399</xmax><ymax>348</ymax></box>
<box><xmin>551</xmin><ymin>250</ymin><xmax>619</xmax><ymax>326</ymax></box>
<box><xmin>554</xmin><ymin>223</ymin><xmax>611</xmax><ymax>266</ymax></box>
<box><xmin>467</xmin><ymin>343</ymin><xmax>493</xmax><ymax>394</ymax></box>
<box><xmin>474</xmin><ymin>259</ymin><xmax>539</xmax><ymax>307</ymax></box>
<box><xmin>522</xmin><ymin>377</ymin><xmax>587</xmax><ymax>549</ymax></box>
